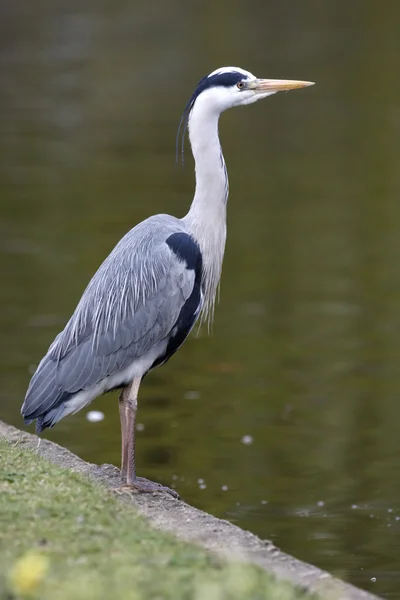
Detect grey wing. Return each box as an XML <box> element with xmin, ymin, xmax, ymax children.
<box><xmin>22</xmin><ymin>222</ymin><xmax>201</xmax><ymax>427</ymax></box>
<box><xmin>56</xmin><ymin>254</ymin><xmax>195</xmax><ymax>390</ymax></box>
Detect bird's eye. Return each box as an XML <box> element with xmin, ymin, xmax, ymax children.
<box><xmin>237</xmin><ymin>81</ymin><xmax>244</xmax><ymax>90</ymax></box>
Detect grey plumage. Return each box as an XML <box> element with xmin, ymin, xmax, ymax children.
<box><xmin>21</xmin><ymin>66</ymin><xmax>313</xmax><ymax>495</ymax></box>
<box><xmin>22</xmin><ymin>215</ymin><xmax>200</xmax><ymax>430</ymax></box>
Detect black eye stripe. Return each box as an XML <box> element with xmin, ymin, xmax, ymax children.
<box><xmin>188</xmin><ymin>71</ymin><xmax>247</xmax><ymax>106</ymax></box>
<box><xmin>176</xmin><ymin>71</ymin><xmax>249</xmax><ymax>164</ymax></box>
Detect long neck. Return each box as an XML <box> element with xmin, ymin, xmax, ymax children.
<box><xmin>186</xmin><ymin>104</ymin><xmax>229</xmax><ymax>221</ymax></box>
<box><xmin>182</xmin><ymin>98</ymin><xmax>228</xmax><ymax>324</ymax></box>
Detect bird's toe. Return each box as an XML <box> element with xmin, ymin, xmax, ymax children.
<box><xmin>112</xmin><ymin>479</ymin><xmax>179</xmax><ymax>499</ymax></box>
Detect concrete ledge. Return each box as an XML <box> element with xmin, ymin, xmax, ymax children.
<box><xmin>0</xmin><ymin>420</ymin><xmax>380</xmax><ymax>600</ymax></box>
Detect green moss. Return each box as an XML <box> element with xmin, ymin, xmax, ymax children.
<box><xmin>0</xmin><ymin>437</ymin><xmax>316</xmax><ymax>600</ymax></box>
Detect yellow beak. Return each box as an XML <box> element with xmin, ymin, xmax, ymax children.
<box><xmin>251</xmin><ymin>79</ymin><xmax>315</xmax><ymax>93</ymax></box>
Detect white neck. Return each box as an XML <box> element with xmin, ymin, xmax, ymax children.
<box><xmin>182</xmin><ymin>96</ymin><xmax>228</xmax><ymax>324</ymax></box>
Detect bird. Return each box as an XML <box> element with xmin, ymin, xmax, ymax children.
<box><xmin>21</xmin><ymin>66</ymin><xmax>314</xmax><ymax>497</ymax></box>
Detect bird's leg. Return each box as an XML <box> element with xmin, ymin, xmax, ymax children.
<box><xmin>118</xmin><ymin>387</ymin><xmax>129</xmax><ymax>481</ymax></box>
<box><xmin>114</xmin><ymin>377</ymin><xmax>179</xmax><ymax>499</ymax></box>
<box><xmin>124</xmin><ymin>377</ymin><xmax>140</xmax><ymax>485</ymax></box>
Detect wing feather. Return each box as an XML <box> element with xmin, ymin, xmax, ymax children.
<box><xmin>22</xmin><ymin>217</ymin><xmax>202</xmax><ymax>424</ymax></box>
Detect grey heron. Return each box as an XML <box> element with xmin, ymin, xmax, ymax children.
<box><xmin>21</xmin><ymin>67</ymin><xmax>313</xmax><ymax>497</ymax></box>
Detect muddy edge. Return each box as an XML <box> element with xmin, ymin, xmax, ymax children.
<box><xmin>0</xmin><ymin>420</ymin><xmax>380</xmax><ymax>600</ymax></box>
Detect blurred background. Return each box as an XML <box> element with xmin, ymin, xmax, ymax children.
<box><xmin>1</xmin><ymin>0</ymin><xmax>400</xmax><ymax>597</ymax></box>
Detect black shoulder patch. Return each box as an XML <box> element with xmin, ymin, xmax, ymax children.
<box><xmin>151</xmin><ymin>234</ymin><xmax>203</xmax><ymax>372</ymax></box>
<box><xmin>166</xmin><ymin>232</ymin><xmax>202</xmax><ymax>276</ymax></box>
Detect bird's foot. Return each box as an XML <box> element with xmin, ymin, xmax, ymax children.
<box><xmin>113</xmin><ymin>477</ymin><xmax>179</xmax><ymax>499</ymax></box>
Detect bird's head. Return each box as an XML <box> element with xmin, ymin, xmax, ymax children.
<box><xmin>188</xmin><ymin>66</ymin><xmax>314</xmax><ymax>113</ymax></box>
<box><xmin>177</xmin><ymin>66</ymin><xmax>314</xmax><ymax>161</ymax></box>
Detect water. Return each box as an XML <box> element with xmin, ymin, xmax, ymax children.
<box><xmin>2</xmin><ymin>2</ymin><xmax>400</xmax><ymax>597</ymax></box>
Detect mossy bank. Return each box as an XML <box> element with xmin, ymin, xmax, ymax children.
<box><xmin>0</xmin><ymin>421</ymin><xmax>380</xmax><ymax>600</ymax></box>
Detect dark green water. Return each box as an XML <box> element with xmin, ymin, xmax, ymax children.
<box><xmin>2</xmin><ymin>2</ymin><xmax>400</xmax><ymax>597</ymax></box>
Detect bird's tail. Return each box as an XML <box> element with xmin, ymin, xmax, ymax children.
<box><xmin>21</xmin><ymin>355</ymin><xmax>71</xmax><ymax>433</ymax></box>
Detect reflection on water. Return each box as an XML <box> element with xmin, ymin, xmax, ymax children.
<box><xmin>2</xmin><ymin>2</ymin><xmax>400</xmax><ymax>597</ymax></box>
